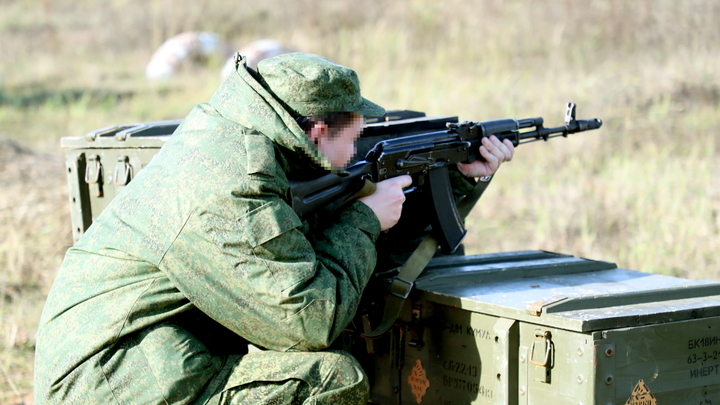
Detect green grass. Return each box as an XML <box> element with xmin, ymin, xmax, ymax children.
<box><xmin>0</xmin><ymin>0</ymin><xmax>719</xmax><ymax>402</ymax></box>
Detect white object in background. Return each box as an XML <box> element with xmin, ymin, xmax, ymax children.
<box><xmin>146</xmin><ymin>31</ymin><xmax>233</xmax><ymax>79</ymax></box>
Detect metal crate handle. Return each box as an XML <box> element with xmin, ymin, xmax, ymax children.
<box><xmin>530</xmin><ymin>335</ymin><xmax>552</xmax><ymax>367</ymax></box>
<box><xmin>113</xmin><ymin>156</ymin><xmax>132</xmax><ymax>186</ymax></box>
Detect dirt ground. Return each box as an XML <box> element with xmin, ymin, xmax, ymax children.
<box><xmin>0</xmin><ymin>138</ymin><xmax>70</xmax><ymax>404</ymax></box>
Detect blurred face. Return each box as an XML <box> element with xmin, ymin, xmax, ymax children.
<box><xmin>310</xmin><ymin>114</ymin><xmax>364</xmax><ymax>168</ymax></box>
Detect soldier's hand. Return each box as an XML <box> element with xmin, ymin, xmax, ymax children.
<box><xmin>457</xmin><ymin>136</ymin><xmax>514</xmax><ymax>178</ymax></box>
<box><xmin>359</xmin><ymin>175</ymin><xmax>412</xmax><ymax>231</ymax></box>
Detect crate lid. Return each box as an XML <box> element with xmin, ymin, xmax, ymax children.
<box><xmin>60</xmin><ymin>120</ymin><xmax>182</xmax><ymax>149</ymax></box>
<box><xmin>415</xmin><ymin>250</ymin><xmax>720</xmax><ymax>332</ymax></box>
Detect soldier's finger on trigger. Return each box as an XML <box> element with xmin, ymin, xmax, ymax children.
<box><xmin>396</xmin><ymin>174</ymin><xmax>412</xmax><ymax>188</ymax></box>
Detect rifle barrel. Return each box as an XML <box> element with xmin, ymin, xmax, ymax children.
<box><xmin>516</xmin><ymin>118</ymin><xmax>602</xmax><ymax>143</ymax></box>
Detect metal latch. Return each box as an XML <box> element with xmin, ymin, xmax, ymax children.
<box><xmin>84</xmin><ymin>154</ymin><xmax>103</xmax><ymax>197</ymax></box>
<box><xmin>530</xmin><ymin>330</ymin><xmax>553</xmax><ymax>383</ymax></box>
<box><xmin>85</xmin><ymin>154</ymin><xmax>101</xmax><ymax>184</ymax></box>
<box><xmin>113</xmin><ymin>156</ymin><xmax>132</xmax><ymax>186</ymax></box>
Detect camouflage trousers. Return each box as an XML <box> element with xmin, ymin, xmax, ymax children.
<box><xmin>195</xmin><ymin>349</ymin><xmax>369</xmax><ymax>405</ymax></box>
<box><xmin>100</xmin><ymin>321</ymin><xmax>368</xmax><ymax>405</ymax></box>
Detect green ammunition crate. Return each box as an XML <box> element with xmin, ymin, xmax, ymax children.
<box><xmin>61</xmin><ymin>120</ymin><xmax>182</xmax><ymax>242</ymax></box>
<box><xmin>358</xmin><ymin>251</ymin><xmax>720</xmax><ymax>405</ymax></box>
<box><xmin>61</xmin><ymin>118</ymin><xmax>720</xmax><ymax>404</ymax></box>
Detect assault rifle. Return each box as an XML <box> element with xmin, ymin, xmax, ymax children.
<box><xmin>290</xmin><ymin>103</ymin><xmax>602</xmax><ymax>254</ymax></box>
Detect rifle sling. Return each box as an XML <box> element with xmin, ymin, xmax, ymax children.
<box><xmin>361</xmin><ymin>175</ymin><xmax>492</xmax><ymax>339</ymax></box>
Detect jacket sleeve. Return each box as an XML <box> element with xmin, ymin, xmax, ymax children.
<box><xmin>159</xmin><ymin>176</ymin><xmax>381</xmax><ymax>352</ymax></box>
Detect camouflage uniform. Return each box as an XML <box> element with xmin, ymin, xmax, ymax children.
<box><xmin>35</xmin><ymin>54</ymin><xmax>386</xmax><ymax>404</ymax></box>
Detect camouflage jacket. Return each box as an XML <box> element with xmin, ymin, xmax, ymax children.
<box><xmin>34</xmin><ymin>60</ymin><xmax>381</xmax><ymax>404</ymax></box>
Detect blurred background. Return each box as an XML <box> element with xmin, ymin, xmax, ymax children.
<box><xmin>0</xmin><ymin>0</ymin><xmax>719</xmax><ymax>402</ymax></box>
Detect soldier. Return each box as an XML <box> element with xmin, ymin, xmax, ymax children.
<box><xmin>34</xmin><ymin>53</ymin><xmax>513</xmax><ymax>404</ymax></box>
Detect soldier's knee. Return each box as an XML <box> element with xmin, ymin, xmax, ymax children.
<box><xmin>320</xmin><ymin>351</ymin><xmax>367</xmax><ymax>385</ymax></box>
<box><xmin>314</xmin><ymin>351</ymin><xmax>369</xmax><ymax>402</ymax></box>
<box><xmin>202</xmin><ymin>350</ymin><xmax>369</xmax><ymax>404</ymax></box>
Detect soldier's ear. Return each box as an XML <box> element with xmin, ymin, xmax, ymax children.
<box><xmin>307</xmin><ymin>121</ymin><xmax>329</xmax><ymax>145</ymax></box>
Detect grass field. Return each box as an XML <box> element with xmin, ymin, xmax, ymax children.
<box><xmin>1</xmin><ymin>0</ymin><xmax>719</xmax><ymax>402</ymax></box>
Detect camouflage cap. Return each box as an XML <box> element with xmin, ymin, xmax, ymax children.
<box><xmin>255</xmin><ymin>53</ymin><xmax>385</xmax><ymax>117</ymax></box>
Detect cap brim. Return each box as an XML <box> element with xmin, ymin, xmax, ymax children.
<box><xmin>354</xmin><ymin>98</ymin><xmax>385</xmax><ymax>117</ymax></box>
